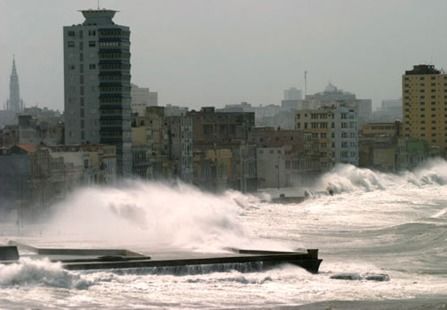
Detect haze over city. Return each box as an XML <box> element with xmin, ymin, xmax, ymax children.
<box><xmin>1</xmin><ymin>1</ymin><xmax>447</xmax><ymax>309</ymax></box>
<box><xmin>2</xmin><ymin>0</ymin><xmax>447</xmax><ymax>110</ymax></box>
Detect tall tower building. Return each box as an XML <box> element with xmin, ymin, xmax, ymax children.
<box><xmin>7</xmin><ymin>57</ymin><xmax>24</xmax><ymax>113</ymax></box>
<box><xmin>63</xmin><ymin>9</ymin><xmax>132</xmax><ymax>175</ymax></box>
<box><xmin>402</xmin><ymin>65</ymin><xmax>447</xmax><ymax>153</ymax></box>
<box><xmin>283</xmin><ymin>87</ymin><xmax>302</xmax><ymax>101</ymax></box>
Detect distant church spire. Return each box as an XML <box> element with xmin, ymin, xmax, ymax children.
<box><xmin>7</xmin><ymin>55</ymin><xmax>23</xmax><ymax>113</ymax></box>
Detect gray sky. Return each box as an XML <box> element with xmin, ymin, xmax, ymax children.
<box><xmin>1</xmin><ymin>0</ymin><xmax>447</xmax><ymax>111</ymax></box>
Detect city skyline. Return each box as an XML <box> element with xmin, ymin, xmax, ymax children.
<box><xmin>1</xmin><ymin>0</ymin><xmax>447</xmax><ymax>111</ymax></box>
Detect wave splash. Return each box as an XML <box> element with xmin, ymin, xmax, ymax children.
<box><xmin>0</xmin><ymin>258</ymin><xmax>90</xmax><ymax>289</ymax></box>
<box><xmin>315</xmin><ymin>158</ymin><xmax>447</xmax><ymax>194</ymax></box>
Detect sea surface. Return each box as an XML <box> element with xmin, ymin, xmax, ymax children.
<box><xmin>1</xmin><ymin>160</ymin><xmax>447</xmax><ymax>309</ymax></box>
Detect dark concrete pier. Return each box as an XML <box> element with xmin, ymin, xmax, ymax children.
<box><xmin>1</xmin><ymin>243</ymin><xmax>322</xmax><ymax>274</ymax></box>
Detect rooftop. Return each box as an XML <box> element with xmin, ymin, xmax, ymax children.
<box><xmin>405</xmin><ymin>64</ymin><xmax>441</xmax><ymax>75</ymax></box>
<box><xmin>80</xmin><ymin>9</ymin><xmax>117</xmax><ymax>26</ymax></box>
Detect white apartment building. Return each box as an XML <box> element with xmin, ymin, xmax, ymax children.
<box><xmin>296</xmin><ymin>103</ymin><xmax>359</xmax><ymax>168</ymax></box>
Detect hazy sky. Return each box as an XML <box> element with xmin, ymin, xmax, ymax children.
<box><xmin>1</xmin><ymin>0</ymin><xmax>447</xmax><ymax>111</ymax></box>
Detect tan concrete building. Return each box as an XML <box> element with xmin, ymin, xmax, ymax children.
<box><xmin>249</xmin><ymin>127</ymin><xmax>320</xmax><ymax>188</ymax></box>
<box><xmin>131</xmin><ymin>106</ymin><xmax>193</xmax><ymax>181</ymax></box>
<box><xmin>188</xmin><ymin>107</ymin><xmax>257</xmax><ymax>192</ymax></box>
<box><xmin>403</xmin><ymin>65</ymin><xmax>447</xmax><ymax>154</ymax></box>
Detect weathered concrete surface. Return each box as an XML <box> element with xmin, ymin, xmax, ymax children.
<box><xmin>282</xmin><ymin>298</ymin><xmax>447</xmax><ymax>310</ymax></box>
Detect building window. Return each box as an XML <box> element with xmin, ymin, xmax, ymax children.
<box><xmin>68</xmin><ymin>31</ymin><xmax>75</xmax><ymax>37</ymax></box>
<box><xmin>89</xmin><ymin>41</ymin><xmax>96</xmax><ymax>47</ymax></box>
<box><xmin>89</xmin><ymin>64</ymin><xmax>96</xmax><ymax>70</ymax></box>
<box><xmin>67</xmin><ymin>41</ymin><xmax>75</xmax><ymax>48</ymax></box>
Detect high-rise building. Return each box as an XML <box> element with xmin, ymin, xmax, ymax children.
<box><xmin>63</xmin><ymin>9</ymin><xmax>132</xmax><ymax>175</ymax></box>
<box><xmin>402</xmin><ymin>65</ymin><xmax>447</xmax><ymax>154</ymax></box>
<box><xmin>304</xmin><ymin>83</ymin><xmax>372</xmax><ymax>125</ymax></box>
<box><xmin>283</xmin><ymin>87</ymin><xmax>302</xmax><ymax>101</ymax></box>
<box><xmin>7</xmin><ymin>57</ymin><xmax>24</xmax><ymax>113</ymax></box>
<box><xmin>371</xmin><ymin>99</ymin><xmax>402</xmax><ymax>122</ymax></box>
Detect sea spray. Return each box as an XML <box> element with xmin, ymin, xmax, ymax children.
<box><xmin>42</xmin><ymin>181</ymin><xmax>288</xmax><ymax>252</ymax></box>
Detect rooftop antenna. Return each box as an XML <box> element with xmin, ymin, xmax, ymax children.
<box><xmin>304</xmin><ymin>70</ymin><xmax>308</xmax><ymax>98</ymax></box>
<box><xmin>97</xmin><ymin>0</ymin><xmax>100</xmax><ymax>9</ymax></box>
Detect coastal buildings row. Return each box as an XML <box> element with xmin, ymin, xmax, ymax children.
<box><xmin>0</xmin><ymin>144</ymin><xmax>116</xmax><ymax>219</ymax></box>
<box><xmin>1</xmin><ymin>8</ymin><xmax>445</xmax><ymax>221</ymax></box>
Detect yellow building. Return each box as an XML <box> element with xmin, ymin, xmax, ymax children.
<box><xmin>403</xmin><ymin>65</ymin><xmax>447</xmax><ymax>154</ymax></box>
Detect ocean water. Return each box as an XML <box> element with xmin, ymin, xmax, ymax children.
<box><xmin>1</xmin><ymin>159</ymin><xmax>447</xmax><ymax>309</ymax></box>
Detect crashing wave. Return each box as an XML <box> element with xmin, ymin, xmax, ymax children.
<box><xmin>0</xmin><ymin>258</ymin><xmax>91</xmax><ymax>289</ymax></box>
